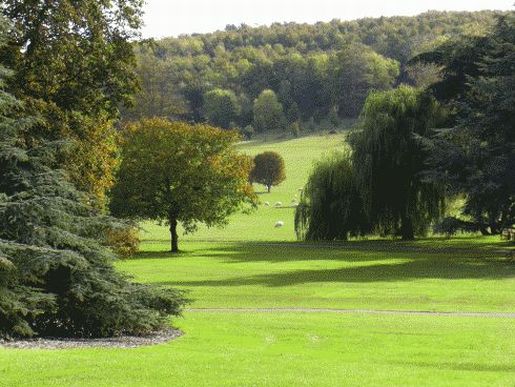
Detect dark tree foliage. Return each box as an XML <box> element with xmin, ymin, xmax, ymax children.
<box><xmin>1</xmin><ymin>0</ymin><xmax>144</xmax><ymax>207</ymax></box>
<box><xmin>414</xmin><ymin>13</ymin><xmax>515</xmax><ymax>234</ymax></box>
<box><xmin>125</xmin><ymin>11</ymin><xmax>502</xmax><ymax>126</ymax></box>
<box><xmin>0</xmin><ymin>37</ymin><xmax>186</xmax><ymax>338</ymax></box>
<box><xmin>295</xmin><ymin>153</ymin><xmax>370</xmax><ymax>241</ymax></box>
<box><xmin>250</xmin><ymin>152</ymin><xmax>286</xmax><ymax>193</ymax></box>
<box><xmin>203</xmin><ymin>88</ymin><xmax>240</xmax><ymax>129</ymax></box>
<box><xmin>350</xmin><ymin>86</ymin><xmax>446</xmax><ymax>240</ymax></box>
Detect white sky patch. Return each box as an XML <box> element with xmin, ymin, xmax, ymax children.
<box><xmin>142</xmin><ymin>0</ymin><xmax>513</xmax><ymax>38</ymax></box>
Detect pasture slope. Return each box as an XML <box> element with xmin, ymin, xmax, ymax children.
<box><xmin>1</xmin><ymin>132</ymin><xmax>514</xmax><ymax>386</ymax></box>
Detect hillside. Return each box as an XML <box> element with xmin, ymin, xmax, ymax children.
<box><xmin>124</xmin><ymin>10</ymin><xmax>503</xmax><ymax>126</ymax></box>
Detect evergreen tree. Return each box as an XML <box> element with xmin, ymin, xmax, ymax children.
<box><xmin>413</xmin><ymin>13</ymin><xmax>515</xmax><ymax>234</ymax></box>
<box><xmin>0</xmin><ymin>34</ymin><xmax>186</xmax><ymax>338</ymax></box>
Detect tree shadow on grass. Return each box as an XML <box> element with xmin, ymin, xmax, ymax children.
<box><xmin>146</xmin><ymin>240</ymin><xmax>514</xmax><ymax>288</ymax></box>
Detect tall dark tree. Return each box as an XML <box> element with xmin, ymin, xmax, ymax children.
<box><xmin>414</xmin><ymin>13</ymin><xmax>515</xmax><ymax>234</ymax></box>
<box><xmin>350</xmin><ymin>86</ymin><xmax>446</xmax><ymax>240</ymax></box>
<box><xmin>203</xmin><ymin>88</ymin><xmax>241</xmax><ymax>129</ymax></box>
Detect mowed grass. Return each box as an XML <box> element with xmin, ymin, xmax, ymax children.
<box><xmin>124</xmin><ymin>239</ymin><xmax>515</xmax><ymax>312</ymax></box>
<box><xmin>2</xmin><ymin>313</ymin><xmax>514</xmax><ymax>387</ymax></box>
<box><xmin>1</xmin><ymin>133</ymin><xmax>514</xmax><ymax>386</ymax></box>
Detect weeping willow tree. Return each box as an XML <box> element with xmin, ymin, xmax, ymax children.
<box><xmin>295</xmin><ymin>152</ymin><xmax>370</xmax><ymax>241</ymax></box>
<box><xmin>350</xmin><ymin>86</ymin><xmax>446</xmax><ymax>240</ymax></box>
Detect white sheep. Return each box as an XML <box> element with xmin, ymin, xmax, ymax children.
<box><xmin>264</xmin><ymin>201</ymin><xmax>270</xmax><ymax>207</ymax></box>
<box><xmin>274</xmin><ymin>201</ymin><xmax>283</xmax><ymax>207</ymax></box>
<box><xmin>275</xmin><ymin>221</ymin><xmax>284</xmax><ymax>228</ymax></box>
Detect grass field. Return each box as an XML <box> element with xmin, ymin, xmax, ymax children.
<box><xmin>1</xmin><ymin>132</ymin><xmax>514</xmax><ymax>386</ymax></box>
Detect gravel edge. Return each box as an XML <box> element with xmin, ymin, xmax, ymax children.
<box><xmin>0</xmin><ymin>328</ymin><xmax>183</xmax><ymax>350</ymax></box>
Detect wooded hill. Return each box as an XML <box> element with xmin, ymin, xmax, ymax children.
<box><xmin>124</xmin><ymin>11</ymin><xmax>504</xmax><ymax>129</ymax></box>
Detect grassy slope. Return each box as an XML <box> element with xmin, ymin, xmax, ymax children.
<box><xmin>1</xmin><ymin>132</ymin><xmax>514</xmax><ymax>386</ymax></box>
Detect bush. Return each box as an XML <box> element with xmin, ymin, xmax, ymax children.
<box><xmin>433</xmin><ymin>217</ymin><xmax>482</xmax><ymax>236</ymax></box>
<box><xmin>104</xmin><ymin>223</ymin><xmax>140</xmax><ymax>259</ymax></box>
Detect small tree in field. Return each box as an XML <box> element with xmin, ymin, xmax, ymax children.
<box><xmin>250</xmin><ymin>152</ymin><xmax>286</xmax><ymax>193</ymax></box>
<box><xmin>110</xmin><ymin>118</ymin><xmax>256</xmax><ymax>253</ymax></box>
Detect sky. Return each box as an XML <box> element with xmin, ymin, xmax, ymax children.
<box><xmin>141</xmin><ymin>0</ymin><xmax>513</xmax><ymax>38</ymax></box>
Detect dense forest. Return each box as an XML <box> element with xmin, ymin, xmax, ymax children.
<box><xmin>124</xmin><ymin>11</ymin><xmax>504</xmax><ymax>131</ymax></box>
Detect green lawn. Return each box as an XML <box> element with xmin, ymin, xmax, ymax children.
<box><xmin>130</xmin><ymin>240</ymin><xmax>514</xmax><ymax>312</ymax></box>
<box><xmin>1</xmin><ymin>133</ymin><xmax>514</xmax><ymax>386</ymax></box>
<box><xmin>3</xmin><ymin>313</ymin><xmax>514</xmax><ymax>386</ymax></box>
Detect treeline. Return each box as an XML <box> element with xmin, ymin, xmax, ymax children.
<box><xmin>124</xmin><ymin>11</ymin><xmax>503</xmax><ymax>131</ymax></box>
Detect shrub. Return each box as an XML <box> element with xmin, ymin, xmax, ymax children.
<box><xmin>104</xmin><ymin>223</ymin><xmax>141</xmax><ymax>259</ymax></box>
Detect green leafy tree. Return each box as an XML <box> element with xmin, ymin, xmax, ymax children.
<box><xmin>203</xmin><ymin>88</ymin><xmax>241</xmax><ymax>129</ymax></box>
<box><xmin>350</xmin><ymin>86</ymin><xmax>446</xmax><ymax>240</ymax></box>
<box><xmin>0</xmin><ymin>34</ymin><xmax>186</xmax><ymax>339</ymax></box>
<box><xmin>110</xmin><ymin>118</ymin><xmax>256</xmax><ymax>252</ymax></box>
<box><xmin>1</xmin><ymin>0</ymin><xmax>143</xmax><ymax>207</ymax></box>
<box><xmin>327</xmin><ymin>44</ymin><xmax>400</xmax><ymax>117</ymax></box>
<box><xmin>253</xmin><ymin>90</ymin><xmax>285</xmax><ymax>132</ymax></box>
<box><xmin>295</xmin><ymin>152</ymin><xmax>370</xmax><ymax>241</ymax></box>
<box><xmin>250</xmin><ymin>152</ymin><xmax>286</xmax><ymax>193</ymax></box>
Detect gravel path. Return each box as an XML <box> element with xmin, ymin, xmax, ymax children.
<box><xmin>0</xmin><ymin>328</ymin><xmax>183</xmax><ymax>350</ymax></box>
<box><xmin>187</xmin><ymin>307</ymin><xmax>515</xmax><ymax>318</ymax></box>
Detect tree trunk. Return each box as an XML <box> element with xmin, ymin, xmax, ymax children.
<box><xmin>400</xmin><ymin>216</ymin><xmax>415</xmax><ymax>241</ymax></box>
<box><xmin>267</xmin><ymin>185</ymin><xmax>271</xmax><ymax>193</ymax></box>
<box><xmin>169</xmin><ymin>217</ymin><xmax>179</xmax><ymax>253</ymax></box>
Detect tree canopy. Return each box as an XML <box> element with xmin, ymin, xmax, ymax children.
<box><xmin>203</xmin><ymin>88</ymin><xmax>240</xmax><ymax>129</ymax></box>
<box><xmin>110</xmin><ymin>118</ymin><xmax>257</xmax><ymax>252</ymax></box>
<box><xmin>123</xmin><ymin>11</ymin><xmax>503</xmax><ymax>129</ymax></box>
<box><xmin>413</xmin><ymin>13</ymin><xmax>515</xmax><ymax>234</ymax></box>
<box><xmin>1</xmin><ymin>0</ymin><xmax>143</xmax><ymax>207</ymax></box>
